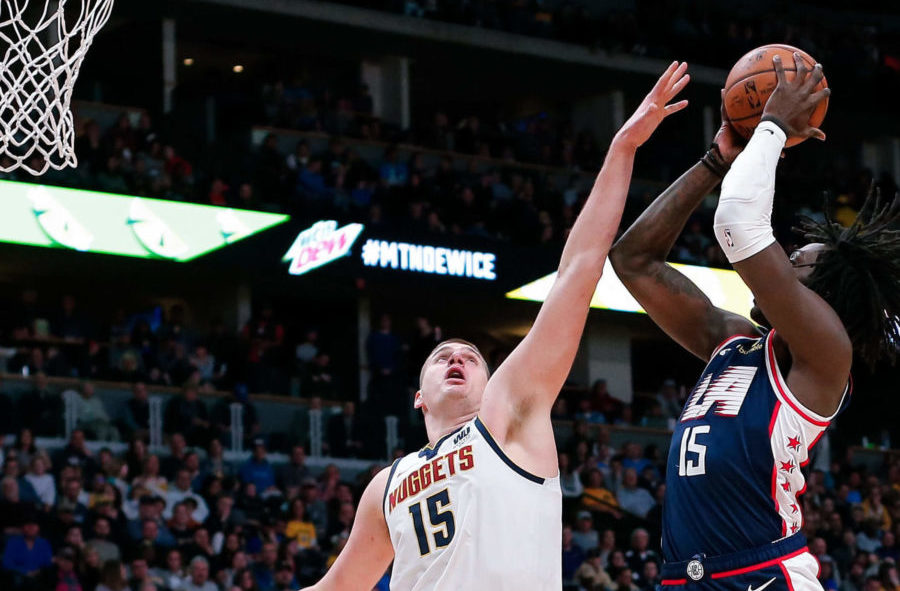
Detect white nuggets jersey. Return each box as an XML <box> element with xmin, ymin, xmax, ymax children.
<box><xmin>383</xmin><ymin>416</ymin><xmax>562</xmax><ymax>590</ymax></box>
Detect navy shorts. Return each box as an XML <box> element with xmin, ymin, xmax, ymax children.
<box><xmin>660</xmin><ymin>535</ymin><xmax>821</xmax><ymax>591</ymax></box>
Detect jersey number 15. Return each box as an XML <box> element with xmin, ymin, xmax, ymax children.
<box><xmin>678</xmin><ymin>425</ymin><xmax>709</xmax><ymax>477</ymax></box>
<box><xmin>409</xmin><ymin>488</ymin><xmax>456</xmax><ymax>556</ymax></box>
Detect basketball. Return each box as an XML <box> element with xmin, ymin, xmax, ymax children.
<box><xmin>723</xmin><ymin>44</ymin><xmax>829</xmax><ymax>148</ymax></box>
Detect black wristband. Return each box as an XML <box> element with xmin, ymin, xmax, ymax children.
<box><xmin>759</xmin><ymin>115</ymin><xmax>789</xmax><ymax>136</ymax></box>
<box><xmin>701</xmin><ymin>143</ymin><xmax>730</xmax><ymax>178</ymax></box>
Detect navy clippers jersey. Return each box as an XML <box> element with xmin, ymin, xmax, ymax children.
<box><xmin>662</xmin><ymin>331</ymin><xmax>850</xmax><ymax>562</ymax></box>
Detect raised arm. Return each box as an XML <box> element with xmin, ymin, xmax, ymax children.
<box><xmin>301</xmin><ymin>467</ymin><xmax>394</xmax><ymax>591</ymax></box>
<box><xmin>610</xmin><ymin>105</ymin><xmax>758</xmax><ymax>361</ymax></box>
<box><xmin>481</xmin><ymin>63</ymin><xmax>690</xmax><ymax>441</ymax></box>
<box><xmin>713</xmin><ymin>53</ymin><xmax>850</xmax><ymax>416</ymax></box>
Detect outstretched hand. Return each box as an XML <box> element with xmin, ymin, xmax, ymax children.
<box><xmin>615</xmin><ymin>61</ymin><xmax>690</xmax><ymax>150</ymax></box>
<box><xmin>762</xmin><ymin>53</ymin><xmax>830</xmax><ymax>141</ymax></box>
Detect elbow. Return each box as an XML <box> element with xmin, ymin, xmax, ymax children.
<box><xmin>609</xmin><ymin>246</ymin><xmax>650</xmax><ymax>280</ymax></box>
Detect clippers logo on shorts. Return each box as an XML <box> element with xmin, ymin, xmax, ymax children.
<box><xmin>687</xmin><ymin>560</ymin><xmax>704</xmax><ymax>581</ymax></box>
<box><xmin>680</xmin><ymin>366</ymin><xmax>757</xmax><ymax>421</ymax></box>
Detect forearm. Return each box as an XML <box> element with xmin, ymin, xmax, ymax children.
<box><xmin>558</xmin><ymin>138</ymin><xmax>636</xmax><ymax>277</ymax></box>
<box><xmin>612</xmin><ymin>161</ymin><xmax>720</xmax><ymax>269</ymax></box>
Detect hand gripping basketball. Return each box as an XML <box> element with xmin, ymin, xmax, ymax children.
<box><xmin>761</xmin><ymin>53</ymin><xmax>831</xmax><ymax>142</ymax></box>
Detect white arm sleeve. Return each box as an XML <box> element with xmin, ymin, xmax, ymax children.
<box><xmin>713</xmin><ymin>120</ymin><xmax>787</xmax><ymax>263</ymax></box>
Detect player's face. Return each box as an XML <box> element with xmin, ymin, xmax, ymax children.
<box><xmin>415</xmin><ymin>343</ymin><xmax>489</xmax><ymax>413</ymax></box>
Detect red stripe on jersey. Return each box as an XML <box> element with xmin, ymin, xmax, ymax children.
<box><xmin>768</xmin><ymin>401</ymin><xmax>786</xmax><ymax>536</ymax></box>
<box><xmin>779</xmin><ymin>560</ymin><xmax>797</xmax><ymax>591</ymax></box>
<box><xmin>766</xmin><ymin>333</ymin><xmax>829</xmax><ymax>427</ymax></box>
<box><xmin>661</xmin><ymin>579</ymin><xmax>687</xmax><ymax>586</ymax></box>
<box><xmin>711</xmin><ymin>548</ymin><xmax>808</xmax><ymax>579</ymax></box>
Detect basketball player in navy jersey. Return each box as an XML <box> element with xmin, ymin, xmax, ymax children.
<box><xmin>611</xmin><ymin>53</ymin><xmax>900</xmax><ymax>591</ymax></box>
<box><xmin>301</xmin><ymin>64</ymin><xmax>692</xmax><ymax>590</ymax></box>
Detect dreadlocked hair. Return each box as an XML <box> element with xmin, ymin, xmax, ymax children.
<box><xmin>795</xmin><ymin>191</ymin><xmax>900</xmax><ymax>369</ymax></box>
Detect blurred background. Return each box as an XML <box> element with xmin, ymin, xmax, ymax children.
<box><xmin>0</xmin><ymin>0</ymin><xmax>898</xmax><ymax>589</ymax></box>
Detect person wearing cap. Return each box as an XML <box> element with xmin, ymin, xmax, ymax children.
<box><xmin>573</xmin><ymin>510</ymin><xmax>600</xmax><ymax>552</ymax></box>
<box><xmin>274</xmin><ymin>559</ymin><xmax>299</xmax><ymax>591</ymax></box>
<box><xmin>51</xmin><ymin>546</ymin><xmax>82</xmax><ymax>591</ymax></box>
<box><xmin>238</xmin><ymin>438</ymin><xmax>278</xmax><ymax>496</ymax></box>
<box><xmin>2</xmin><ymin>514</ymin><xmax>53</xmax><ymax>588</ymax></box>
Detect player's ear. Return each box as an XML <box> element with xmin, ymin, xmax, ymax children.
<box><xmin>414</xmin><ymin>390</ymin><xmax>424</xmax><ymax>409</ymax></box>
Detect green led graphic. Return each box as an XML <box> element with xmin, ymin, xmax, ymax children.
<box><xmin>0</xmin><ymin>180</ymin><xmax>289</xmax><ymax>261</ymax></box>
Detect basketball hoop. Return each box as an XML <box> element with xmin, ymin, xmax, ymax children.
<box><xmin>0</xmin><ymin>0</ymin><xmax>114</xmax><ymax>175</ymax></box>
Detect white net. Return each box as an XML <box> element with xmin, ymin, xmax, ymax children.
<box><xmin>0</xmin><ymin>0</ymin><xmax>114</xmax><ymax>175</ymax></box>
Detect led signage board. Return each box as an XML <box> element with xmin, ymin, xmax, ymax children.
<box><xmin>360</xmin><ymin>239</ymin><xmax>497</xmax><ymax>280</ymax></box>
<box><xmin>282</xmin><ymin>220</ymin><xmax>364</xmax><ymax>276</ymax></box>
<box><xmin>507</xmin><ymin>260</ymin><xmax>754</xmax><ymax>319</ymax></box>
<box><xmin>0</xmin><ymin>180</ymin><xmax>289</xmax><ymax>261</ymax></box>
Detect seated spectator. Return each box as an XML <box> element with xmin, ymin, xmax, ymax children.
<box><xmin>23</xmin><ymin>454</ymin><xmax>55</xmax><ymax>509</ymax></box>
<box><xmin>50</xmin><ymin>546</ymin><xmax>82</xmax><ymax>591</ymax></box>
<box><xmin>165</xmin><ymin>469</ymin><xmax>209</xmax><ymax>523</ymax></box>
<box><xmin>562</xmin><ymin>525</ymin><xmax>585</xmax><ymax>588</ymax></box>
<box><xmin>56</xmin><ymin>477</ymin><xmax>89</xmax><ymax>525</ymax></box>
<box><xmin>299</xmin><ymin>479</ymin><xmax>328</xmax><ymax>542</ymax></box>
<box><xmin>581</xmin><ymin>469</ymin><xmax>622</xmax><ymax>520</ymax></box>
<box><xmin>161</xmin><ymin>433</ymin><xmax>189</xmax><ymax>481</ymax></box>
<box><xmin>327</xmin><ymin>402</ymin><xmax>364</xmax><ymax>458</ymax></box>
<box><xmin>127</xmin><ymin>556</ymin><xmax>166</xmax><ymax>591</ymax></box>
<box><xmin>86</xmin><ymin>516</ymin><xmax>121</xmax><ymax>564</ymax></box>
<box><xmin>168</xmin><ymin>501</ymin><xmax>199</xmax><ymax>547</ymax></box>
<box><xmin>182</xmin><ymin>555</ymin><xmax>218</xmax><ymax>591</ymax></box>
<box><xmin>574</xmin><ymin>547</ymin><xmax>613</xmax><ymax>591</ymax></box>
<box><xmin>625</xmin><ymin>528</ymin><xmax>660</xmax><ymax>575</ymax></box>
<box><xmin>616</xmin><ymin>468</ymin><xmax>655</xmax><ymax>519</ymax></box>
<box><xmin>122</xmin><ymin>382</ymin><xmax>151</xmax><ymax>441</ymax></box>
<box><xmin>286</xmin><ymin>498</ymin><xmax>318</xmax><ymax>550</ymax></box>
<box><xmin>2</xmin><ymin>515</ymin><xmax>52</xmax><ymax>589</ymax></box>
<box><xmin>572</xmin><ymin>510</ymin><xmax>599</xmax><ymax>552</ymax></box>
<box><xmin>212</xmin><ymin>384</ymin><xmax>260</xmax><ymax>447</ymax></box>
<box><xmin>7</xmin><ymin>428</ymin><xmax>38</xmax><ymax>470</ymax></box>
<box><xmin>164</xmin><ymin>386</ymin><xmax>210</xmax><ymax>446</ymax></box>
<box><xmin>590</xmin><ymin>379</ymin><xmax>624</xmax><ymax>423</ymax></box>
<box><xmin>18</xmin><ymin>373</ymin><xmax>63</xmax><ymax>436</ymax></box>
<box><xmin>183</xmin><ymin>527</ymin><xmax>215</xmax><ymax>564</ymax></box>
<box><xmin>378</xmin><ymin>146</ymin><xmax>408</xmax><ymax>187</ymax></box>
<box><xmin>239</xmin><ymin>439</ymin><xmax>278</xmax><ymax>497</ymax></box>
<box><xmin>200</xmin><ymin>438</ymin><xmax>233</xmax><ymax>482</ymax></box>
<box><xmin>96</xmin><ymin>559</ymin><xmax>128</xmax><ymax>591</ymax></box>
<box><xmin>153</xmin><ymin>548</ymin><xmax>187</xmax><ymax>590</ymax></box>
<box><xmin>274</xmin><ymin>560</ymin><xmax>299</xmax><ymax>591</ymax></box>
<box><xmin>57</xmin><ymin>429</ymin><xmax>96</xmax><ymax>478</ymax></box>
<box><xmin>251</xmin><ymin>541</ymin><xmax>279</xmax><ymax>591</ymax></box>
<box><xmin>132</xmin><ymin>455</ymin><xmax>167</xmax><ymax>497</ymax></box>
<box><xmin>127</xmin><ymin>495</ymin><xmax>176</xmax><ymax>549</ymax></box>
<box><xmin>278</xmin><ymin>445</ymin><xmax>310</xmax><ymax>497</ymax></box>
<box><xmin>71</xmin><ymin>381</ymin><xmax>119</xmax><ymax>441</ymax></box>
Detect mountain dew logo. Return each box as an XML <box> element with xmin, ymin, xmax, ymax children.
<box><xmin>283</xmin><ymin>220</ymin><xmax>364</xmax><ymax>276</ymax></box>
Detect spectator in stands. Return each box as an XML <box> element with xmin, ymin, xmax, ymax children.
<box><xmin>301</xmin><ymin>351</ymin><xmax>338</xmax><ymax>400</ymax></box>
<box><xmin>206</xmin><ymin>495</ymin><xmax>245</xmax><ymax>539</ymax></box>
<box><xmin>278</xmin><ymin>445</ymin><xmax>309</xmax><ymax>497</ymax></box>
<box><xmin>96</xmin><ymin>559</ymin><xmax>128</xmax><ymax>591</ymax></box>
<box><xmin>182</xmin><ymin>555</ymin><xmax>218</xmax><ymax>591</ymax></box>
<box><xmin>2</xmin><ymin>514</ymin><xmax>52</xmax><ymax>589</ymax></box>
<box><xmin>6</xmin><ymin>428</ymin><xmax>37</xmax><ymax>468</ymax></box>
<box><xmin>169</xmin><ymin>501</ymin><xmax>198</xmax><ymax>547</ymax></box>
<box><xmin>57</xmin><ymin>477</ymin><xmax>89</xmax><ymax>525</ymax></box>
<box><xmin>86</xmin><ymin>516</ymin><xmax>120</xmax><ymax>564</ymax></box>
<box><xmin>154</xmin><ymin>548</ymin><xmax>186</xmax><ymax>590</ymax></box>
<box><xmin>590</xmin><ymin>379</ymin><xmax>624</xmax><ymax>423</ymax></box>
<box><xmin>165</xmin><ymin>469</ymin><xmax>209</xmax><ymax>523</ymax></box>
<box><xmin>625</xmin><ymin>528</ymin><xmax>660</xmax><ymax>574</ymax></box>
<box><xmin>378</xmin><ymin>146</ymin><xmax>408</xmax><ymax>187</ymax></box>
<box><xmin>326</xmin><ymin>401</ymin><xmax>364</xmax><ymax>458</ymax></box>
<box><xmin>239</xmin><ymin>439</ymin><xmax>278</xmax><ymax>497</ymax></box>
<box><xmin>51</xmin><ymin>546</ymin><xmax>81</xmax><ymax>591</ymax></box>
<box><xmin>71</xmin><ymin>381</ymin><xmax>119</xmax><ymax>441</ymax></box>
<box><xmin>286</xmin><ymin>497</ymin><xmax>318</xmax><ymax>550</ymax></box>
<box><xmin>274</xmin><ymin>560</ymin><xmax>298</xmax><ymax>591</ymax></box>
<box><xmin>164</xmin><ymin>386</ymin><xmax>210</xmax><ymax>446</ymax></box>
<box><xmin>161</xmin><ymin>433</ymin><xmax>188</xmax><ymax>481</ymax></box>
<box><xmin>252</xmin><ymin>541</ymin><xmax>279</xmax><ymax>591</ymax></box>
<box><xmin>212</xmin><ymin>383</ymin><xmax>260</xmax><ymax>447</ymax></box>
<box><xmin>200</xmin><ymin>438</ymin><xmax>233</xmax><ymax>482</ymax></box>
<box><xmin>240</xmin><ymin>304</ymin><xmax>286</xmax><ymax>394</ymax></box>
<box><xmin>366</xmin><ymin>312</ymin><xmax>402</xmax><ymax>412</ymax></box>
<box><xmin>18</xmin><ymin>372</ymin><xmax>63</xmax><ymax>436</ymax></box>
<box><xmin>572</xmin><ymin>510</ymin><xmax>600</xmax><ymax>552</ymax></box>
<box><xmin>582</xmin><ymin>468</ymin><xmax>622</xmax><ymax>522</ymax></box>
<box><xmin>574</xmin><ymin>547</ymin><xmax>614</xmax><ymax>591</ymax></box>
<box><xmin>562</xmin><ymin>524</ymin><xmax>585</xmax><ymax>589</ymax></box>
<box><xmin>23</xmin><ymin>454</ymin><xmax>54</xmax><ymax>509</ymax></box>
<box><xmin>616</xmin><ymin>468</ymin><xmax>655</xmax><ymax>519</ymax></box>
<box><xmin>655</xmin><ymin>378</ymin><xmax>682</xmax><ymax>421</ymax></box>
<box><xmin>128</xmin><ymin>556</ymin><xmax>165</xmax><ymax>591</ymax></box>
<box><xmin>122</xmin><ymin>382</ymin><xmax>151</xmax><ymax>441</ymax></box>
<box><xmin>299</xmin><ymin>479</ymin><xmax>328</xmax><ymax>543</ymax></box>
<box><xmin>132</xmin><ymin>455</ymin><xmax>167</xmax><ymax>498</ymax></box>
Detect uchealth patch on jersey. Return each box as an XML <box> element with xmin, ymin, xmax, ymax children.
<box><xmin>687</xmin><ymin>560</ymin><xmax>704</xmax><ymax>581</ymax></box>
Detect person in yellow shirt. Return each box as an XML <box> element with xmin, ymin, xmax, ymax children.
<box><xmin>582</xmin><ymin>468</ymin><xmax>623</xmax><ymax>519</ymax></box>
<box><xmin>285</xmin><ymin>498</ymin><xmax>318</xmax><ymax>549</ymax></box>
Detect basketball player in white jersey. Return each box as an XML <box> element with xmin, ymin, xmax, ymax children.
<box><xmin>302</xmin><ymin>62</ymin><xmax>691</xmax><ymax>591</ymax></box>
